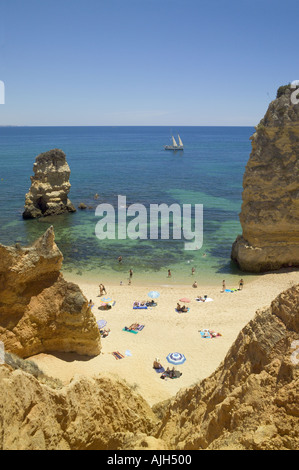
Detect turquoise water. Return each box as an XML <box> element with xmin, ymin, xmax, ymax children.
<box><xmin>0</xmin><ymin>126</ymin><xmax>255</xmax><ymax>285</ymax></box>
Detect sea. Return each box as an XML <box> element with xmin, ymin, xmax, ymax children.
<box><xmin>0</xmin><ymin>126</ymin><xmax>257</xmax><ymax>286</ymax></box>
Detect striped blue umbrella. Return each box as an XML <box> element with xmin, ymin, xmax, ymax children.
<box><xmin>148</xmin><ymin>291</ymin><xmax>160</xmax><ymax>299</ymax></box>
<box><xmin>166</xmin><ymin>352</ymin><xmax>186</xmax><ymax>365</ymax></box>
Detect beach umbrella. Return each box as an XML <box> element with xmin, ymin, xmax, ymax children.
<box><xmin>100</xmin><ymin>297</ymin><xmax>114</xmax><ymax>305</ymax></box>
<box><xmin>97</xmin><ymin>319</ymin><xmax>107</xmax><ymax>329</ymax></box>
<box><xmin>148</xmin><ymin>291</ymin><xmax>160</xmax><ymax>299</ymax></box>
<box><xmin>179</xmin><ymin>297</ymin><xmax>190</xmax><ymax>303</ymax></box>
<box><xmin>166</xmin><ymin>352</ymin><xmax>186</xmax><ymax>365</ymax></box>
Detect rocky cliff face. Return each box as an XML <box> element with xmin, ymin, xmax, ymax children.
<box><xmin>0</xmin><ymin>226</ymin><xmax>101</xmax><ymax>357</ymax></box>
<box><xmin>0</xmin><ymin>367</ymin><xmax>162</xmax><ymax>450</ymax></box>
<box><xmin>231</xmin><ymin>85</ymin><xmax>299</xmax><ymax>272</ymax></box>
<box><xmin>23</xmin><ymin>149</ymin><xmax>76</xmax><ymax>219</ymax></box>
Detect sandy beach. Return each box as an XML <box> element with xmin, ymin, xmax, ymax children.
<box><xmin>30</xmin><ymin>269</ymin><xmax>299</xmax><ymax>407</ymax></box>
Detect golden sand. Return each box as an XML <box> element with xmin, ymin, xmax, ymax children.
<box><xmin>30</xmin><ymin>269</ymin><xmax>299</xmax><ymax>406</ymax></box>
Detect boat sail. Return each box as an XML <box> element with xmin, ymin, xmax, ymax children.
<box><xmin>164</xmin><ymin>134</ymin><xmax>183</xmax><ymax>150</ymax></box>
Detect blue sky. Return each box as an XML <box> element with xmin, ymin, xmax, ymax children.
<box><xmin>0</xmin><ymin>0</ymin><xmax>298</xmax><ymax>126</ymax></box>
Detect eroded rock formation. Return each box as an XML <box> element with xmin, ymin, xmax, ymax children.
<box><xmin>23</xmin><ymin>149</ymin><xmax>76</xmax><ymax>219</ymax></box>
<box><xmin>231</xmin><ymin>85</ymin><xmax>299</xmax><ymax>272</ymax></box>
<box><xmin>0</xmin><ymin>226</ymin><xmax>101</xmax><ymax>357</ymax></box>
<box><xmin>0</xmin><ymin>369</ymin><xmax>161</xmax><ymax>450</ymax></box>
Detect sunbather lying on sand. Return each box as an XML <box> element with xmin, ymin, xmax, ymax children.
<box><xmin>160</xmin><ymin>367</ymin><xmax>182</xmax><ymax>379</ymax></box>
<box><xmin>127</xmin><ymin>323</ymin><xmax>139</xmax><ymax>331</ymax></box>
<box><xmin>100</xmin><ymin>328</ymin><xmax>110</xmax><ymax>338</ymax></box>
<box><xmin>199</xmin><ymin>329</ymin><xmax>222</xmax><ymax>338</ymax></box>
<box><xmin>176</xmin><ymin>303</ymin><xmax>188</xmax><ymax>312</ymax></box>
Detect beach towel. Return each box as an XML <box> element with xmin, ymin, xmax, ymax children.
<box><xmin>122</xmin><ymin>327</ymin><xmax>139</xmax><ymax>334</ymax></box>
<box><xmin>199</xmin><ymin>330</ymin><xmax>221</xmax><ymax>339</ymax></box>
<box><xmin>195</xmin><ymin>298</ymin><xmax>213</xmax><ymax>302</ymax></box>
<box><xmin>225</xmin><ymin>289</ymin><xmax>237</xmax><ymax>293</ymax></box>
<box><xmin>112</xmin><ymin>351</ymin><xmax>124</xmax><ymax>360</ymax></box>
<box><xmin>125</xmin><ymin>350</ymin><xmax>132</xmax><ymax>357</ymax></box>
<box><xmin>200</xmin><ymin>331</ymin><xmax>212</xmax><ymax>338</ymax></box>
<box><xmin>123</xmin><ymin>324</ymin><xmax>145</xmax><ymax>333</ymax></box>
<box><xmin>133</xmin><ymin>305</ymin><xmax>148</xmax><ymax>309</ymax></box>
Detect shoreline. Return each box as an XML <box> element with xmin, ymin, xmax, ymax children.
<box><xmin>29</xmin><ymin>268</ymin><xmax>299</xmax><ymax>407</ymax></box>
<box><xmin>61</xmin><ymin>267</ymin><xmax>259</xmax><ymax>290</ymax></box>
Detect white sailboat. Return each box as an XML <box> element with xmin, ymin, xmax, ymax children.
<box><xmin>164</xmin><ymin>134</ymin><xmax>183</xmax><ymax>150</ymax></box>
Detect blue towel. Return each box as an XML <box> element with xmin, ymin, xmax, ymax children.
<box><xmin>122</xmin><ymin>328</ymin><xmax>138</xmax><ymax>334</ymax></box>
<box><xmin>200</xmin><ymin>331</ymin><xmax>211</xmax><ymax>338</ymax></box>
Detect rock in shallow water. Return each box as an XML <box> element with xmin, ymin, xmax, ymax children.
<box><xmin>23</xmin><ymin>148</ymin><xmax>76</xmax><ymax>219</ymax></box>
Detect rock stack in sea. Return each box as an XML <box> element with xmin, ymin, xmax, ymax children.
<box><xmin>0</xmin><ymin>226</ymin><xmax>101</xmax><ymax>358</ymax></box>
<box><xmin>23</xmin><ymin>148</ymin><xmax>76</xmax><ymax>219</ymax></box>
<box><xmin>231</xmin><ymin>85</ymin><xmax>299</xmax><ymax>272</ymax></box>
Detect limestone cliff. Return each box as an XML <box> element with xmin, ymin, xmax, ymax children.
<box><xmin>156</xmin><ymin>285</ymin><xmax>299</xmax><ymax>450</ymax></box>
<box><xmin>231</xmin><ymin>85</ymin><xmax>299</xmax><ymax>272</ymax></box>
<box><xmin>23</xmin><ymin>149</ymin><xmax>76</xmax><ymax>219</ymax></box>
<box><xmin>0</xmin><ymin>366</ymin><xmax>162</xmax><ymax>450</ymax></box>
<box><xmin>0</xmin><ymin>226</ymin><xmax>101</xmax><ymax>357</ymax></box>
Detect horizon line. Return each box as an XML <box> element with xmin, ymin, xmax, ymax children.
<box><xmin>0</xmin><ymin>124</ymin><xmax>256</xmax><ymax>128</ymax></box>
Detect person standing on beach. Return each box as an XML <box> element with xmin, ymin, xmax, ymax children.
<box><xmin>239</xmin><ymin>279</ymin><xmax>244</xmax><ymax>290</ymax></box>
<box><xmin>129</xmin><ymin>269</ymin><xmax>133</xmax><ymax>279</ymax></box>
<box><xmin>192</xmin><ymin>267</ymin><xmax>195</xmax><ymax>275</ymax></box>
<box><xmin>118</xmin><ymin>256</ymin><xmax>122</xmax><ymax>264</ymax></box>
<box><xmin>168</xmin><ymin>269</ymin><xmax>171</xmax><ymax>278</ymax></box>
<box><xmin>222</xmin><ymin>280</ymin><xmax>226</xmax><ymax>292</ymax></box>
